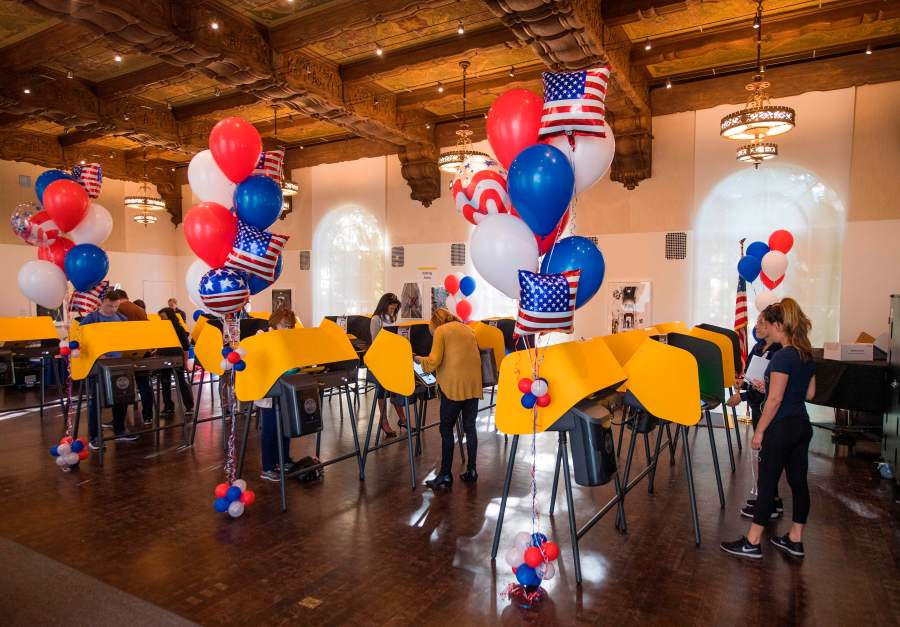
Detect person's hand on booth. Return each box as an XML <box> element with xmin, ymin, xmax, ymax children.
<box><xmin>726</xmin><ymin>392</ymin><xmax>742</xmax><ymax>408</ymax></box>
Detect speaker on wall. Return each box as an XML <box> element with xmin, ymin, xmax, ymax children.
<box><xmin>665</xmin><ymin>232</ymin><xmax>687</xmax><ymax>260</ymax></box>
<box><xmin>299</xmin><ymin>251</ymin><xmax>310</xmax><ymax>270</ymax></box>
<box><xmin>450</xmin><ymin>243</ymin><xmax>466</xmax><ymax>266</ymax></box>
<box><xmin>391</xmin><ymin>246</ymin><xmax>405</xmax><ymax>268</ymax></box>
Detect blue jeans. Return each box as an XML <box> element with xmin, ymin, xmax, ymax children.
<box><xmin>260</xmin><ymin>406</ymin><xmax>290</xmax><ymax>471</ymax></box>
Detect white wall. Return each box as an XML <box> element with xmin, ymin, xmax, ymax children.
<box><xmin>840</xmin><ymin>220</ymin><xmax>900</xmax><ymax>339</ymax></box>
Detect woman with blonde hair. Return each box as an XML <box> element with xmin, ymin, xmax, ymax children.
<box><xmin>721</xmin><ymin>298</ymin><xmax>816</xmax><ymax>559</ymax></box>
<box><xmin>415</xmin><ymin>308</ymin><xmax>483</xmax><ymax>489</ymax></box>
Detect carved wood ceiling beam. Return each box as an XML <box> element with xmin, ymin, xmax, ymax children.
<box><xmin>172</xmin><ymin>93</ymin><xmax>259</xmax><ymax>121</ymax></box>
<box><xmin>397</xmin><ymin>66</ymin><xmax>545</xmax><ymax>107</ymax></box>
<box><xmin>96</xmin><ymin>63</ymin><xmax>192</xmax><ymax>99</ymax></box>
<box><xmin>0</xmin><ymin>22</ymin><xmax>98</xmax><ymax>71</ymax></box>
<box><xmin>601</xmin><ymin>0</ymin><xmax>692</xmax><ymax>27</ymax></box>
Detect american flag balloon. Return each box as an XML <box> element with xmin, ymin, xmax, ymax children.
<box><xmin>514</xmin><ymin>269</ymin><xmax>580</xmax><ymax>337</ymax></box>
<box><xmin>539</xmin><ymin>66</ymin><xmax>610</xmax><ymax>140</ymax></box>
<box><xmin>72</xmin><ymin>163</ymin><xmax>103</xmax><ymax>199</ymax></box>
<box><xmin>451</xmin><ymin>160</ymin><xmax>513</xmax><ymax>225</ymax></box>
<box><xmin>225</xmin><ymin>221</ymin><xmax>289</xmax><ymax>282</ymax></box>
<box><xmin>199</xmin><ymin>268</ymin><xmax>250</xmax><ymax>315</ymax></box>
<box><xmin>69</xmin><ymin>280</ymin><xmax>109</xmax><ymax>316</ymax></box>
<box><xmin>253</xmin><ymin>150</ymin><xmax>285</xmax><ymax>184</ymax></box>
<box><xmin>11</xmin><ymin>206</ymin><xmax>60</xmax><ymax>247</ymax></box>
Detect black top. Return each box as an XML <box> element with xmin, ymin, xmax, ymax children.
<box><xmin>764</xmin><ymin>346</ymin><xmax>816</xmax><ymax>422</ymax></box>
<box><xmin>742</xmin><ymin>339</ymin><xmax>782</xmax><ymax>408</ymax></box>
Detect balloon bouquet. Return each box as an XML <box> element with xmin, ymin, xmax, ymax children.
<box><xmin>12</xmin><ymin>164</ymin><xmax>113</xmax><ymax>470</ymax></box>
<box><xmin>183</xmin><ymin>117</ymin><xmax>290</xmax><ymax>518</ymax></box>
<box><xmin>450</xmin><ymin>67</ymin><xmax>615</xmax><ymax>604</ymax></box>
<box><xmin>737</xmin><ymin>229</ymin><xmax>794</xmax><ymax>311</ymax></box>
<box><xmin>443</xmin><ymin>273</ymin><xmax>476</xmax><ymax>321</ymax></box>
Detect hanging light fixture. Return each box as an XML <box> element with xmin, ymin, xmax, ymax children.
<box><xmin>271</xmin><ymin>105</ymin><xmax>299</xmax><ymax>197</ymax></box>
<box><xmin>126</xmin><ymin>149</ymin><xmax>166</xmax><ymax>225</ymax></box>
<box><xmin>438</xmin><ymin>60</ymin><xmax>491</xmax><ymax>179</ymax></box>
<box><xmin>720</xmin><ymin>0</ymin><xmax>795</xmax><ymax>161</ymax></box>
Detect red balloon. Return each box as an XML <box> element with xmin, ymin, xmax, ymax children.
<box><xmin>456</xmin><ymin>299</ymin><xmax>472</xmax><ymax>322</ymax></box>
<box><xmin>239</xmin><ymin>489</ymin><xmax>256</xmax><ymax>505</ymax></box>
<box><xmin>214</xmin><ymin>482</ymin><xmax>229</xmax><ymax>498</ymax></box>
<box><xmin>43</xmin><ymin>179</ymin><xmax>89</xmax><ymax>232</ymax></box>
<box><xmin>60</xmin><ymin>436</ymin><xmax>73</xmax><ymax>445</ymax></box>
<box><xmin>760</xmin><ymin>273</ymin><xmax>784</xmax><ymax>290</ymax></box>
<box><xmin>518</xmin><ymin>378</ymin><xmax>533</xmax><ymax>393</ymax></box>
<box><xmin>77</xmin><ymin>450</ymin><xmax>89</xmax><ymax>460</ymax></box>
<box><xmin>209</xmin><ymin>117</ymin><xmax>262</xmax><ymax>184</ymax></box>
<box><xmin>534</xmin><ymin>211</ymin><xmax>570</xmax><ymax>256</ymax></box>
<box><xmin>768</xmin><ymin>229</ymin><xmax>794</xmax><ymax>254</ymax></box>
<box><xmin>541</xmin><ymin>541</ymin><xmax>560</xmax><ymax>561</ymax></box>
<box><xmin>184</xmin><ymin>202</ymin><xmax>238</xmax><ymax>268</ymax></box>
<box><xmin>37</xmin><ymin>236</ymin><xmax>74</xmax><ymax>270</ymax></box>
<box><xmin>444</xmin><ymin>274</ymin><xmax>460</xmax><ymax>295</ymax></box>
<box><xmin>487</xmin><ymin>89</ymin><xmax>544</xmax><ymax>169</ymax></box>
<box><xmin>536</xmin><ymin>394</ymin><xmax>552</xmax><ymax>407</ymax></box>
<box><xmin>226</xmin><ymin>351</ymin><xmax>241</xmax><ymax>364</ymax></box>
<box><xmin>524</xmin><ymin>546</ymin><xmax>544</xmax><ymax>568</ymax></box>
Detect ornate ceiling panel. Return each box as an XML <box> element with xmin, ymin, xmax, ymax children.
<box><xmin>0</xmin><ymin>2</ymin><xmax>53</xmax><ymax>47</ymax></box>
<box><xmin>44</xmin><ymin>40</ymin><xmax>159</xmax><ymax>83</ymax></box>
<box><xmin>138</xmin><ymin>73</ymin><xmax>226</xmax><ymax>106</ymax></box>
<box><xmin>18</xmin><ymin>119</ymin><xmax>64</xmax><ymax>135</ymax></box>
<box><xmin>213</xmin><ymin>0</ymin><xmax>340</xmax><ymax>27</ymax></box>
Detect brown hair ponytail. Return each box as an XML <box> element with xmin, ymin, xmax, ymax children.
<box><xmin>762</xmin><ymin>297</ymin><xmax>813</xmax><ymax>361</ymax></box>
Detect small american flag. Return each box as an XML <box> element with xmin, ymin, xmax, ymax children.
<box><xmin>539</xmin><ymin>67</ymin><xmax>610</xmax><ymax>140</ymax></box>
<box><xmin>514</xmin><ymin>270</ymin><xmax>580</xmax><ymax>337</ymax></box>
<box><xmin>735</xmin><ymin>276</ymin><xmax>749</xmax><ymax>369</ymax></box>
<box><xmin>69</xmin><ymin>280</ymin><xmax>108</xmax><ymax>316</ymax></box>
<box><xmin>199</xmin><ymin>268</ymin><xmax>249</xmax><ymax>315</ymax></box>
<box><xmin>72</xmin><ymin>163</ymin><xmax>102</xmax><ymax>199</ymax></box>
<box><xmin>225</xmin><ymin>222</ymin><xmax>289</xmax><ymax>282</ymax></box>
<box><xmin>253</xmin><ymin>150</ymin><xmax>284</xmax><ymax>183</ymax></box>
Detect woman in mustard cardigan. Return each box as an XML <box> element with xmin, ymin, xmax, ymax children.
<box><xmin>415</xmin><ymin>308</ymin><xmax>483</xmax><ymax>489</ymax></box>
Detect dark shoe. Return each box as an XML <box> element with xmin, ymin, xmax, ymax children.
<box><xmin>770</xmin><ymin>534</ymin><xmax>805</xmax><ymax>558</ymax></box>
<box><xmin>459</xmin><ymin>469</ymin><xmax>478</xmax><ymax>483</ymax></box>
<box><xmin>114</xmin><ymin>432</ymin><xmax>140</xmax><ymax>442</ymax></box>
<box><xmin>260</xmin><ymin>470</ymin><xmax>281</xmax><ymax>482</ymax></box>
<box><xmin>185</xmin><ymin>405</ymin><xmax>195</xmax><ymax>415</ymax></box>
<box><xmin>88</xmin><ymin>439</ymin><xmax>105</xmax><ymax>451</ymax></box>
<box><xmin>162</xmin><ymin>406</ymin><xmax>175</xmax><ymax>415</ymax></box>
<box><xmin>741</xmin><ymin>504</ymin><xmax>782</xmax><ymax>520</ymax></box>
<box><xmin>101</xmin><ymin>422</ymin><xmax>113</xmax><ymax>430</ymax></box>
<box><xmin>746</xmin><ymin>497</ymin><xmax>784</xmax><ymax>513</ymax></box>
<box><xmin>720</xmin><ymin>536</ymin><xmax>762</xmax><ymax>559</ymax></box>
<box><xmin>142</xmin><ymin>417</ymin><xmax>153</xmax><ymax>426</ymax></box>
<box><xmin>425</xmin><ymin>473</ymin><xmax>453</xmax><ymax>490</ymax></box>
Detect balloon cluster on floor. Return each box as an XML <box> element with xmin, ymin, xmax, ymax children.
<box><xmin>13</xmin><ymin>164</ymin><xmax>112</xmax><ymax>311</ymax></box>
<box><xmin>213</xmin><ymin>478</ymin><xmax>256</xmax><ymax>518</ymax></box>
<box><xmin>443</xmin><ymin>274</ymin><xmax>476</xmax><ymax>322</ymax></box>
<box><xmin>737</xmin><ymin>229</ymin><xmax>794</xmax><ymax>310</ymax></box>
<box><xmin>49</xmin><ymin>436</ymin><xmax>89</xmax><ymax>471</ymax></box>
<box><xmin>504</xmin><ymin>532</ymin><xmax>560</xmax><ymax>606</ymax></box>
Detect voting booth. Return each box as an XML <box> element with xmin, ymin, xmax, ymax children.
<box><xmin>0</xmin><ymin>316</ymin><xmax>63</xmax><ymax>419</ymax></box>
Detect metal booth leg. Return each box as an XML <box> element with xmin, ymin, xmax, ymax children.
<box><xmin>559</xmin><ymin>431</ymin><xmax>583</xmax><ymax>585</ymax></box>
<box><xmin>615</xmin><ymin>422</ymin><xmax>640</xmax><ymax>531</ymax></box>
<box><xmin>720</xmin><ymin>399</ymin><xmax>736</xmax><ymax>472</ymax></box>
<box><xmin>343</xmin><ymin>383</ymin><xmax>364</xmax><ymax>477</ymax></box>
<box><xmin>729</xmin><ymin>387</ymin><xmax>743</xmax><ymax>452</ymax></box>
<box><xmin>549</xmin><ymin>443</ymin><xmax>563</xmax><ymax>516</ymax></box>
<box><xmin>359</xmin><ymin>389</ymin><xmax>380</xmax><ymax>479</ymax></box>
<box><xmin>95</xmin><ymin>378</ymin><xmax>105</xmax><ymax>466</ymax></box>
<box><xmin>273</xmin><ymin>402</ymin><xmax>288</xmax><ymax>512</ymax></box>
<box><xmin>490</xmin><ymin>434</ymin><xmax>518</xmax><ymax>560</ymax></box>
<box><xmin>404</xmin><ymin>396</ymin><xmax>416</xmax><ymax>490</ymax></box>
<box><xmin>648</xmin><ymin>424</ymin><xmax>664</xmax><ymax>495</ymax></box>
<box><xmin>704</xmin><ymin>408</ymin><xmax>726</xmax><ymax>509</ymax></box>
<box><xmin>681</xmin><ymin>425</ymin><xmax>702</xmax><ymax>546</ymax></box>
<box><xmin>39</xmin><ymin>354</ymin><xmax>46</xmax><ymax>420</ymax></box>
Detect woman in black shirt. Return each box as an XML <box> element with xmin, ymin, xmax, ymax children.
<box><xmin>721</xmin><ymin>298</ymin><xmax>816</xmax><ymax>560</ymax></box>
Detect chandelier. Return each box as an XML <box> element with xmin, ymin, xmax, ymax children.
<box><xmin>126</xmin><ymin>149</ymin><xmax>166</xmax><ymax>225</ymax></box>
<box><xmin>719</xmin><ymin>0</ymin><xmax>795</xmax><ymax>165</ymax></box>
<box><xmin>438</xmin><ymin>60</ymin><xmax>491</xmax><ymax>178</ymax></box>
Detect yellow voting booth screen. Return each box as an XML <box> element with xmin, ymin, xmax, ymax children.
<box><xmin>469</xmin><ymin>321</ymin><xmax>505</xmax><ymax>373</ymax></box>
<box><xmin>623</xmin><ymin>340</ymin><xmax>700</xmax><ymax>426</ymax></box>
<box><xmin>363</xmin><ymin>331</ymin><xmax>415</xmax><ymax>397</ymax></box>
<box><xmin>0</xmin><ymin>316</ymin><xmax>59</xmax><ymax>343</ymax></box>
<box><xmin>496</xmin><ymin>337</ymin><xmax>626</xmax><ymax>435</ymax></box>
<box><xmin>194</xmin><ymin>323</ymin><xmax>225</xmax><ymax>376</ymax></box>
<box><xmin>69</xmin><ymin>321</ymin><xmax>181</xmax><ymax>380</ymax></box>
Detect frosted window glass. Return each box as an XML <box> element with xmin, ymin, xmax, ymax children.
<box><xmin>692</xmin><ymin>164</ymin><xmax>846</xmax><ymax>346</ymax></box>
<box><xmin>313</xmin><ymin>207</ymin><xmax>385</xmax><ymax>322</ymax></box>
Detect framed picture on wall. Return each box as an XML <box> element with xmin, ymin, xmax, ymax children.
<box><xmin>431</xmin><ymin>286</ymin><xmax>449</xmax><ymax>314</ymax></box>
<box><xmin>607</xmin><ymin>281</ymin><xmax>652</xmax><ymax>334</ymax></box>
<box><xmin>272</xmin><ymin>289</ymin><xmax>292</xmax><ymax>313</ymax></box>
<box><xmin>400</xmin><ymin>282</ymin><xmax>423</xmax><ymax>319</ymax></box>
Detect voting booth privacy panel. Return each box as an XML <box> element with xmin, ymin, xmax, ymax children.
<box><xmin>0</xmin><ymin>316</ymin><xmax>60</xmax><ymax>343</ymax></box>
<box><xmin>69</xmin><ymin>321</ymin><xmax>182</xmax><ymax>380</ymax></box>
<box><xmin>363</xmin><ymin>330</ymin><xmax>415</xmax><ymax>397</ymax></box>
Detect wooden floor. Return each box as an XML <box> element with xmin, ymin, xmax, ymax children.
<box><xmin>0</xmin><ymin>382</ymin><xmax>898</xmax><ymax>626</ymax></box>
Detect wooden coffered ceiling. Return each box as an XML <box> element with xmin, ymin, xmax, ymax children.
<box><xmin>0</xmin><ymin>0</ymin><xmax>898</xmax><ymax>224</ymax></box>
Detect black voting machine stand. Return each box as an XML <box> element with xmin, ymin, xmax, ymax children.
<box><xmin>0</xmin><ymin>340</ymin><xmax>67</xmax><ymax>419</ymax></box>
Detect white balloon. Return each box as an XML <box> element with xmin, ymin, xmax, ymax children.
<box><xmin>232</xmin><ymin>479</ymin><xmax>247</xmax><ymax>492</ymax></box>
<box><xmin>545</xmin><ymin>128</ymin><xmax>615</xmax><ymax>196</ymax></box>
<box><xmin>760</xmin><ymin>250</ymin><xmax>788</xmax><ymax>281</ymax></box>
<box><xmin>470</xmin><ymin>214</ymin><xmax>539</xmax><ymax>299</ymax></box>
<box><xmin>505</xmin><ymin>547</ymin><xmax>522</xmax><ymax>568</ymax></box>
<box><xmin>227</xmin><ymin>500</ymin><xmax>245</xmax><ymax>518</ymax></box>
<box><xmin>69</xmin><ymin>202</ymin><xmax>113</xmax><ymax>245</ymax></box>
<box><xmin>185</xmin><ymin>259</ymin><xmax>212</xmax><ymax>307</ymax></box>
<box><xmin>188</xmin><ymin>149</ymin><xmax>236</xmax><ymax>207</ymax></box>
<box><xmin>445</xmin><ymin>294</ymin><xmax>457</xmax><ymax>313</ymax></box>
<box><xmin>18</xmin><ymin>260</ymin><xmax>67</xmax><ymax>309</ymax></box>
<box><xmin>530</xmin><ymin>378</ymin><xmax>549</xmax><ymax>398</ymax></box>
<box><xmin>56</xmin><ymin>455</ymin><xmax>69</xmax><ymax>467</ymax></box>
<box><xmin>57</xmin><ymin>443</ymin><xmax>71</xmax><ymax>456</ymax></box>
<box><xmin>537</xmin><ymin>560</ymin><xmax>556</xmax><ymax>580</ymax></box>
<box><xmin>65</xmin><ymin>452</ymin><xmax>80</xmax><ymax>465</ymax></box>
<box><xmin>755</xmin><ymin>290</ymin><xmax>779</xmax><ymax>311</ymax></box>
<box><xmin>514</xmin><ymin>531</ymin><xmax>532</xmax><ymax>551</ymax></box>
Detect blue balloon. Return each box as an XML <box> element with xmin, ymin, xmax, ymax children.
<box><xmin>521</xmin><ymin>392</ymin><xmax>537</xmax><ymax>409</ymax></box>
<box><xmin>35</xmin><ymin>169</ymin><xmax>74</xmax><ymax>205</ymax></box>
<box><xmin>233</xmin><ymin>175</ymin><xmax>283</xmax><ymax>230</ymax></box>
<box><xmin>233</xmin><ymin>360</ymin><xmax>246</xmax><ymax>372</ymax></box>
<box><xmin>71</xmin><ymin>439</ymin><xmax>84</xmax><ymax>453</ymax></box>
<box><xmin>746</xmin><ymin>241</ymin><xmax>770</xmax><ymax>260</ymax></box>
<box><xmin>246</xmin><ymin>255</ymin><xmax>283</xmax><ymax>295</ymax></box>
<box><xmin>515</xmin><ymin>564</ymin><xmax>542</xmax><ymax>587</ymax></box>
<box><xmin>50</xmin><ymin>446</ymin><xmax>59</xmax><ymax>457</ymax></box>
<box><xmin>68</xmin><ymin>340</ymin><xmax>79</xmax><ymax>350</ymax></box>
<box><xmin>188</xmin><ymin>346</ymin><xmax>195</xmax><ymax>360</ymax></box>
<box><xmin>63</xmin><ymin>244</ymin><xmax>109</xmax><ymax>292</ymax></box>
<box><xmin>508</xmin><ymin>144</ymin><xmax>574</xmax><ymax>236</ymax></box>
<box><xmin>225</xmin><ymin>486</ymin><xmax>242</xmax><ymax>502</ymax></box>
<box><xmin>459</xmin><ymin>275</ymin><xmax>476</xmax><ymax>298</ymax></box>
<box><xmin>737</xmin><ymin>255</ymin><xmax>761</xmax><ymax>283</ymax></box>
<box><xmin>213</xmin><ymin>497</ymin><xmax>229</xmax><ymax>513</ymax></box>
<box><xmin>193</xmin><ymin>309</ymin><xmax>204</xmax><ymax>322</ymax></box>
<box><xmin>540</xmin><ymin>236</ymin><xmax>605</xmax><ymax>309</ymax></box>
<box><xmin>531</xmin><ymin>532</ymin><xmax>548</xmax><ymax>547</ymax></box>
<box><xmin>221</xmin><ymin>347</ymin><xmax>232</xmax><ymax>358</ymax></box>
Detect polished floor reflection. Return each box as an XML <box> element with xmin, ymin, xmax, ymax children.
<box><xmin>0</xmin><ymin>384</ymin><xmax>897</xmax><ymax>626</ymax></box>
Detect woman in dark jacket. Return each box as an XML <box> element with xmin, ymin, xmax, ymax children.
<box><xmin>157</xmin><ymin>307</ymin><xmax>194</xmax><ymax>413</ymax></box>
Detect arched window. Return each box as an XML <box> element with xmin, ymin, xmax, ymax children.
<box><xmin>692</xmin><ymin>164</ymin><xmax>846</xmax><ymax>345</ymax></box>
<box><xmin>313</xmin><ymin>207</ymin><xmax>385</xmax><ymax>322</ymax></box>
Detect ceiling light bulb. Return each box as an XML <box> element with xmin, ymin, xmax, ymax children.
<box><xmin>80</xmin><ymin>160</ymin><xmax>86</xmax><ymax>165</ymax></box>
<box><xmin>375</xmin><ymin>44</ymin><xmax>383</xmax><ymax>56</ymax></box>
<box><xmin>457</xmin><ymin>22</ymin><xmax>464</xmax><ymax>35</ymax></box>
<box><xmin>666</xmin><ymin>78</ymin><xmax>672</xmax><ymax>89</ymax></box>
<box><xmin>66</xmin><ymin>70</ymin><xmax>74</xmax><ymax>79</ymax></box>
<box><xmin>214</xmin><ymin>87</ymin><xmax>221</xmax><ymax>97</ymax></box>
<box><xmin>437</xmin><ymin>82</ymin><xmax>444</xmax><ymax>93</ymax></box>
<box><xmin>866</xmin><ymin>44</ymin><xmax>872</xmax><ymax>55</ymax></box>
<box><xmin>753</xmin><ymin>16</ymin><xmax>760</xmax><ymax>29</ymax></box>
<box><xmin>425</xmin><ymin>123</ymin><xmax>430</xmax><ymax>129</ymax></box>
<box><xmin>508</xmin><ymin>66</ymin><xmax>515</xmax><ymax>77</ymax></box>
<box><xmin>23</xmin><ymin>88</ymin><xmax>30</xmax><ymax>94</ymax></box>
<box><xmin>210</xmin><ymin>20</ymin><xmax>219</xmax><ymax>30</ymax></box>
<box><xmin>114</xmin><ymin>54</ymin><xmax>122</xmax><ymax>62</ymax></box>
<box><xmin>167</xmin><ymin>101</ymin><xmax>173</xmax><ymax>110</ymax></box>
<box><xmin>644</xmin><ymin>39</ymin><xmax>651</xmax><ymax>51</ymax></box>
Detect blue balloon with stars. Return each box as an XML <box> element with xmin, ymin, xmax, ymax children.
<box><xmin>198</xmin><ymin>268</ymin><xmax>249</xmax><ymax>316</ymax></box>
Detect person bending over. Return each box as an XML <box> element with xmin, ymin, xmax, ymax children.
<box><xmin>416</xmin><ymin>308</ymin><xmax>483</xmax><ymax>489</ymax></box>
<box><xmin>721</xmin><ymin>298</ymin><xmax>816</xmax><ymax>560</ymax></box>
<box><xmin>157</xmin><ymin>307</ymin><xmax>194</xmax><ymax>414</ymax></box>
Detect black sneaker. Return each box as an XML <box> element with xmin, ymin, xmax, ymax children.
<box><xmin>746</xmin><ymin>497</ymin><xmax>784</xmax><ymax>513</ymax></box>
<box><xmin>89</xmin><ymin>439</ymin><xmax>105</xmax><ymax>451</ymax></box>
<box><xmin>770</xmin><ymin>534</ymin><xmax>805</xmax><ymax>558</ymax></box>
<box><xmin>260</xmin><ymin>470</ymin><xmax>281</xmax><ymax>482</ymax></box>
<box><xmin>741</xmin><ymin>504</ymin><xmax>783</xmax><ymax>520</ymax></box>
<box><xmin>459</xmin><ymin>469</ymin><xmax>478</xmax><ymax>483</ymax></box>
<box><xmin>720</xmin><ymin>536</ymin><xmax>762</xmax><ymax>559</ymax></box>
<box><xmin>114</xmin><ymin>432</ymin><xmax>140</xmax><ymax>442</ymax></box>
<box><xmin>425</xmin><ymin>473</ymin><xmax>453</xmax><ymax>490</ymax></box>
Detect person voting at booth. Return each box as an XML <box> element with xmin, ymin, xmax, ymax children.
<box><xmin>108</xmin><ymin>289</ymin><xmax>155</xmax><ymax>425</ymax></box>
<box><xmin>258</xmin><ymin>309</ymin><xmax>299</xmax><ymax>482</ymax></box>
<box><xmin>157</xmin><ymin>307</ymin><xmax>194</xmax><ymax>415</ymax></box>
<box><xmin>368</xmin><ymin>293</ymin><xmax>412</xmax><ymax>438</ymax></box>
<box><xmin>415</xmin><ymin>308</ymin><xmax>482</xmax><ymax>489</ymax></box>
<box><xmin>80</xmin><ymin>291</ymin><xmax>140</xmax><ymax>450</ymax></box>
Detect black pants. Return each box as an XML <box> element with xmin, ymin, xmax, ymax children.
<box><xmin>88</xmin><ymin>377</ymin><xmax>128</xmax><ymax>439</ymax></box>
<box><xmin>438</xmin><ymin>391</ymin><xmax>479</xmax><ymax>475</ymax></box>
<box><xmin>750</xmin><ymin>402</ymin><xmax>779</xmax><ymax>501</ymax></box>
<box><xmin>161</xmin><ymin>368</ymin><xmax>193</xmax><ymax>410</ymax></box>
<box><xmin>753</xmin><ymin>416</ymin><xmax>812</xmax><ymax>525</ymax></box>
<box><xmin>136</xmin><ymin>373</ymin><xmax>154</xmax><ymax>420</ymax></box>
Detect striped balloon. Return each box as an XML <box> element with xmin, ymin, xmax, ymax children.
<box><xmin>452</xmin><ymin>163</ymin><xmax>513</xmax><ymax>225</ymax></box>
